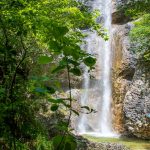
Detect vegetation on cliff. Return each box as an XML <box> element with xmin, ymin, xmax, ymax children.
<box><xmin>124</xmin><ymin>0</ymin><xmax>150</xmax><ymax>74</ymax></box>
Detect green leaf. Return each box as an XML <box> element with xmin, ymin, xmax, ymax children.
<box><xmin>48</xmin><ymin>98</ymin><xmax>63</xmax><ymax>103</ymax></box>
<box><xmin>56</xmin><ymin>123</ymin><xmax>68</xmax><ymax>131</ymax></box>
<box><xmin>70</xmin><ymin>68</ymin><xmax>81</xmax><ymax>76</ymax></box>
<box><xmin>59</xmin><ymin>58</ymin><xmax>67</xmax><ymax>66</ymax></box>
<box><xmin>49</xmin><ymin>41</ymin><xmax>62</xmax><ymax>53</ymax></box>
<box><xmin>34</xmin><ymin>87</ymin><xmax>47</xmax><ymax>93</ymax></box>
<box><xmin>68</xmin><ymin>59</ymin><xmax>80</xmax><ymax>66</ymax></box>
<box><xmin>63</xmin><ymin>47</ymin><xmax>73</xmax><ymax>56</ymax></box>
<box><xmin>40</xmin><ymin>76</ymin><xmax>50</xmax><ymax>81</ymax></box>
<box><xmin>58</xmin><ymin>26</ymin><xmax>69</xmax><ymax>36</ymax></box>
<box><xmin>38</xmin><ymin>56</ymin><xmax>53</xmax><ymax>64</ymax></box>
<box><xmin>104</xmin><ymin>35</ymin><xmax>109</xmax><ymax>41</ymax></box>
<box><xmin>53</xmin><ymin>80</ymin><xmax>61</xmax><ymax>88</ymax></box>
<box><xmin>46</xmin><ymin>87</ymin><xmax>56</xmax><ymax>94</ymax></box>
<box><xmin>64</xmin><ymin>142</ymin><xmax>72</xmax><ymax>150</ymax></box>
<box><xmin>65</xmin><ymin>135</ymin><xmax>77</xmax><ymax>150</ymax></box>
<box><xmin>84</xmin><ymin>56</ymin><xmax>96</xmax><ymax>67</ymax></box>
<box><xmin>72</xmin><ymin>109</ymin><xmax>79</xmax><ymax>116</ymax></box>
<box><xmin>0</xmin><ymin>87</ymin><xmax>5</xmax><ymax>94</ymax></box>
<box><xmin>52</xmin><ymin>65</ymin><xmax>66</xmax><ymax>74</ymax></box>
<box><xmin>90</xmin><ymin>108</ymin><xmax>97</xmax><ymax>113</ymax></box>
<box><xmin>51</xmin><ymin>104</ymin><xmax>59</xmax><ymax>111</ymax></box>
<box><xmin>81</xmin><ymin>106</ymin><xmax>90</xmax><ymax>111</ymax></box>
<box><xmin>144</xmin><ymin>53</ymin><xmax>150</xmax><ymax>60</ymax></box>
<box><xmin>30</xmin><ymin>76</ymin><xmax>38</xmax><ymax>80</ymax></box>
<box><xmin>52</xmin><ymin>135</ymin><xmax>64</xmax><ymax>149</ymax></box>
<box><xmin>53</xmin><ymin>26</ymin><xmax>69</xmax><ymax>39</ymax></box>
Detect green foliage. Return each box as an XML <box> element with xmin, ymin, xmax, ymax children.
<box><xmin>0</xmin><ymin>0</ymin><xmax>103</xmax><ymax>149</ymax></box>
<box><xmin>48</xmin><ymin>98</ymin><xmax>64</xmax><ymax>104</ymax></box>
<box><xmin>122</xmin><ymin>0</ymin><xmax>150</xmax><ymax>74</ymax></box>
<box><xmin>38</xmin><ymin>56</ymin><xmax>53</xmax><ymax>64</ymax></box>
<box><xmin>70</xmin><ymin>68</ymin><xmax>82</xmax><ymax>76</ymax></box>
<box><xmin>132</xmin><ymin>23</ymin><xmax>150</xmax><ymax>74</ymax></box>
<box><xmin>123</xmin><ymin>0</ymin><xmax>150</xmax><ymax>18</ymax></box>
<box><xmin>130</xmin><ymin>14</ymin><xmax>150</xmax><ymax>57</ymax></box>
<box><xmin>51</xmin><ymin>104</ymin><xmax>59</xmax><ymax>112</ymax></box>
<box><xmin>52</xmin><ymin>134</ymin><xmax>77</xmax><ymax>150</ymax></box>
<box><xmin>34</xmin><ymin>134</ymin><xmax>53</xmax><ymax>150</ymax></box>
<box><xmin>84</xmin><ymin>56</ymin><xmax>96</xmax><ymax>67</ymax></box>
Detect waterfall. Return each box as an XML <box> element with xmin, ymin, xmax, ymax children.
<box><xmin>99</xmin><ymin>0</ymin><xmax>113</xmax><ymax>136</ymax></box>
<box><xmin>77</xmin><ymin>0</ymin><xmax>116</xmax><ymax>137</ymax></box>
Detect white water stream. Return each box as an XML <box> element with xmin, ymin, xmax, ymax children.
<box><xmin>77</xmin><ymin>0</ymin><xmax>116</xmax><ymax>137</ymax></box>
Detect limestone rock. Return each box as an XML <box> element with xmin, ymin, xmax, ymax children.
<box><xmin>75</xmin><ymin>136</ymin><xmax>130</xmax><ymax>150</ymax></box>
<box><xmin>111</xmin><ymin>1</ymin><xmax>150</xmax><ymax>139</ymax></box>
<box><xmin>123</xmin><ymin>70</ymin><xmax>150</xmax><ymax>139</ymax></box>
<box><xmin>86</xmin><ymin>142</ymin><xmax>130</xmax><ymax>150</ymax></box>
<box><xmin>112</xmin><ymin>23</ymin><xmax>136</xmax><ymax>134</ymax></box>
<box><xmin>112</xmin><ymin>0</ymin><xmax>130</xmax><ymax>24</ymax></box>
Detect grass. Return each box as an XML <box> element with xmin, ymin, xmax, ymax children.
<box><xmin>84</xmin><ymin>135</ymin><xmax>150</xmax><ymax>150</ymax></box>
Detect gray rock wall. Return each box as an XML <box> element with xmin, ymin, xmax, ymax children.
<box><xmin>123</xmin><ymin>70</ymin><xmax>150</xmax><ymax>139</ymax></box>
<box><xmin>112</xmin><ymin>0</ymin><xmax>150</xmax><ymax>139</ymax></box>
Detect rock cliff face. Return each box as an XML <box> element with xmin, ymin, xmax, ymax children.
<box><xmin>111</xmin><ymin>22</ymin><xmax>136</xmax><ymax>134</ymax></box>
<box><xmin>112</xmin><ymin>0</ymin><xmax>150</xmax><ymax>139</ymax></box>
<box><xmin>124</xmin><ymin>70</ymin><xmax>150</xmax><ymax>139</ymax></box>
<box><xmin>112</xmin><ymin>0</ymin><xmax>130</xmax><ymax>24</ymax></box>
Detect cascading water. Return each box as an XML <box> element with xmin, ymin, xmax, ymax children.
<box><xmin>77</xmin><ymin>0</ymin><xmax>116</xmax><ymax>137</ymax></box>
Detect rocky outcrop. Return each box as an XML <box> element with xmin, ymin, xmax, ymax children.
<box><xmin>76</xmin><ymin>136</ymin><xmax>130</xmax><ymax>150</ymax></box>
<box><xmin>112</xmin><ymin>0</ymin><xmax>150</xmax><ymax>139</ymax></box>
<box><xmin>123</xmin><ymin>70</ymin><xmax>150</xmax><ymax>139</ymax></box>
<box><xmin>112</xmin><ymin>0</ymin><xmax>130</xmax><ymax>24</ymax></box>
<box><xmin>86</xmin><ymin>142</ymin><xmax>130</xmax><ymax>150</ymax></box>
<box><xmin>112</xmin><ymin>23</ymin><xmax>136</xmax><ymax>134</ymax></box>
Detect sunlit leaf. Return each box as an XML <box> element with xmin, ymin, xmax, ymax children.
<box><xmin>38</xmin><ymin>56</ymin><xmax>53</xmax><ymax>64</ymax></box>
<box><xmin>52</xmin><ymin>65</ymin><xmax>66</xmax><ymax>74</ymax></box>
